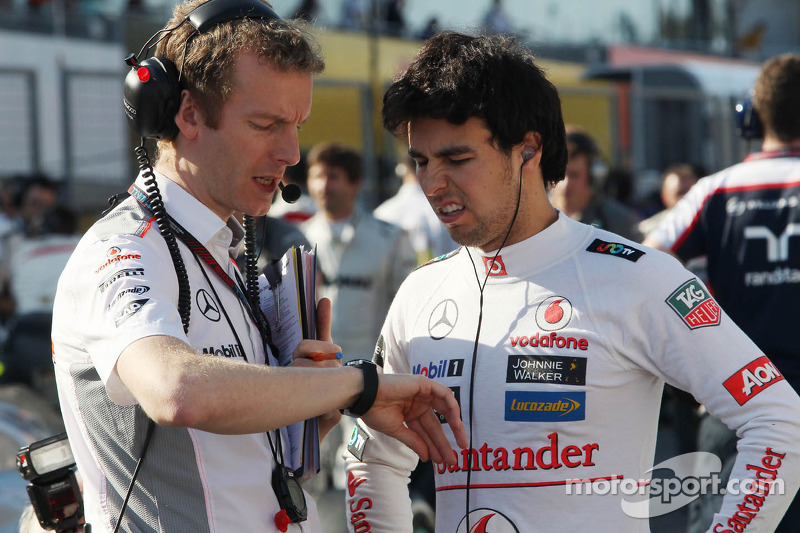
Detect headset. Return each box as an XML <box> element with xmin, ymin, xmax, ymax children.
<box><xmin>565</xmin><ymin>130</ymin><xmax>608</xmax><ymax>185</ymax></box>
<box><xmin>735</xmin><ymin>98</ymin><xmax>764</xmax><ymax>140</ymax></box>
<box><xmin>123</xmin><ymin>0</ymin><xmax>280</xmax><ymax>141</ymax></box>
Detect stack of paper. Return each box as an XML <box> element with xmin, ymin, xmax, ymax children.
<box><xmin>258</xmin><ymin>245</ymin><xmax>320</xmax><ymax>482</ymax></box>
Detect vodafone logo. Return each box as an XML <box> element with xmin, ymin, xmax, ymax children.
<box><xmin>107</xmin><ymin>247</ymin><xmax>122</xmax><ymax>257</ymax></box>
<box><xmin>723</xmin><ymin>356</ymin><xmax>785</xmax><ymax>405</ymax></box>
<box><xmin>456</xmin><ymin>509</ymin><xmax>518</xmax><ymax>533</ymax></box>
<box><xmin>535</xmin><ymin>296</ymin><xmax>572</xmax><ymax>331</ymax></box>
<box><xmin>482</xmin><ymin>256</ymin><xmax>507</xmax><ymax>276</ymax></box>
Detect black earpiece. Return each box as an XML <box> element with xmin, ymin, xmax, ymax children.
<box><xmin>279</xmin><ymin>182</ymin><xmax>302</xmax><ymax>203</ymax></box>
<box><xmin>522</xmin><ymin>146</ymin><xmax>536</xmax><ymax>163</ymax></box>
<box><xmin>735</xmin><ymin>99</ymin><xmax>764</xmax><ymax>140</ymax></box>
<box><xmin>122</xmin><ymin>0</ymin><xmax>281</xmax><ymax>140</ymax></box>
<box><xmin>123</xmin><ymin>56</ymin><xmax>182</xmax><ymax>140</ymax></box>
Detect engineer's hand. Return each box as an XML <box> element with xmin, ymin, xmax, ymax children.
<box><xmin>291</xmin><ymin>297</ymin><xmax>342</xmax><ymax>438</ymax></box>
<box><xmin>361</xmin><ymin>372</ymin><xmax>468</xmax><ymax>466</ymax></box>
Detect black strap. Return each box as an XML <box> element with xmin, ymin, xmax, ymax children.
<box><xmin>343</xmin><ymin>361</ymin><xmax>379</xmax><ymax>417</ymax></box>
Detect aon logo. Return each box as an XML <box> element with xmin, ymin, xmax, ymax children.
<box><xmin>723</xmin><ymin>356</ymin><xmax>784</xmax><ymax>405</ymax></box>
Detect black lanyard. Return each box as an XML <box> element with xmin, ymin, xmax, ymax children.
<box><xmin>128</xmin><ymin>184</ymin><xmax>288</xmax><ymax>465</ymax></box>
<box><xmin>128</xmin><ymin>184</ymin><xmax>278</xmax><ymax>362</ymax></box>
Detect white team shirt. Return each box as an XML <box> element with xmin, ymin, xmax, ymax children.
<box><xmin>53</xmin><ymin>172</ymin><xmax>320</xmax><ymax>532</ymax></box>
<box><xmin>345</xmin><ymin>212</ymin><xmax>800</xmax><ymax>532</ymax></box>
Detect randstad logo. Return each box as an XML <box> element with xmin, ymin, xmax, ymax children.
<box><xmin>505</xmin><ymin>391</ymin><xmax>586</xmax><ymax>422</ymax></box>
<box><xmin>412</xmin><ymin>359</ymin><xmax>465</xmax><ymax>379</ymax></box>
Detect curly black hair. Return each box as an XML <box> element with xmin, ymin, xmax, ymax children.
<box><xmin>382</xmin><ymin>31</ymin><xmax>567</xmax><ymax>187</ymax></box>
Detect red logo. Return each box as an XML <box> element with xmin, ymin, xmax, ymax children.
<box><xmin>456</xmin><ymin>508</ymin><xmax>519</xmax><ymax>533</ymax></box>
<box><xmin>723</xmin><ymin>356</ymin><xmax>785</xmax><ymax>405</ymax></box>
<box><xmin>347</xmin><ymin>471</ymin><xmax>366</xmax><ymax>497</ymax></box>
<box><xmin>482</xmin><ymin>256</ymin><xmax>507</xmax><ymax>276</ymax></box>
<box><xmin>535</xmin><ymin>296</ymin><xmax>573</xmax><ymax>331</ymax></box>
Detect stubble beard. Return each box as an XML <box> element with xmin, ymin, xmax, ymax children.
<box><xmin>447</xmin><ymin>160</ymin><xmax>518</xmax><ymax>250</ymax></box>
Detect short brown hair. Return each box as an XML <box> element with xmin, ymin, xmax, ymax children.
<box><xmin>753</xmin><ymin>53</ymin><xmax>800</xmax><ymax>142</ymax></box>
<box><xmin>307</xmin><ymin>143</ymin><xmax>362</xmax><ymax>183</ymax></box>
<box><xmin>155</xmin><ymin>0</ymin><xmax>324</xmax><ymax>130</ymax></box>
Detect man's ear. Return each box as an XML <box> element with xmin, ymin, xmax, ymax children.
<box><xmin>519</xmin><ymin>131</ymin><xmax>542</xmax><ymax>166</ymax></box>
<box><xmin>174</xmin><ymin>89</ymin><xmax>201</xmax><ymax>140</ymax></box>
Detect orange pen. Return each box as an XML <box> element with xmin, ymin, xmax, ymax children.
<box><xmin>309</xmin><ymin>352</ymin><xmax>343</xmax><ymax>362</ymax></box>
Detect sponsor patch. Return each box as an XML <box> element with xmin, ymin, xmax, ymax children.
<box><xmin>505</xmin><ymin>391</ymin><xmax>586</xmax><ymax>422</ymax></box>
<box><xmin>98</xmin><ymin>268</ymin><xmax>145</xmax><ymax>293</ymax></box>
<box><xmin>113</xmin><ymin>298</ymin><xmax>148</xmax><ymax>326</ymax></box>
<box><xmin>586</xmin><ymin>238</ymin><xmax>645</xmax><ymax>262</ymax></box>
<box><xmin>202</xmin><ymin>344</ymin><xmax>245</xmax><ymax>359</ymax></box>
<box><xmin>535</xmin><ymin>296</ymin><xmax>573</xmax><ymax>331</ymax></box>
<box><xmin>196</xmin><ymin>289</ymin><xmax>221</xmax><ymax>322</ymax></box>
<box><xmin>95</xmin><ymin>249</ymin><xmax>142</xmax><ymax>274</ymax></box>
<box><xmin>435</xmin><ymin>386</ymin><xmax>461</xmax><ymax>424</ymax></box>
<box><xmin>428</xmin><ymin>299</ymin><xmax>458</xmax><ymax>340</ymax></box>
<box><xmin>666</xmin><ymin>279</ymin><xmax>721</xmax><ymax>329</ymax></box>
<box><xmin>419</xmin><ymin>248</ymin><xmax>460</xmax><ymax>268</ymax></box>
<box><xmin>108</xmin><ymin>285</ymin><xmax>150</xmax><ymax>309</ymax></box>
<box><xmin>412</xmin><ymin>358</ymin><xmax>464</xmax><ymax>379</ymax></box>
<box><xmin>372</xmin><ymin>335</ymin><xmax>385</xmax><ymax>367</ymax></box>
<box><xmin>506</xmin><ymin>355</ymin><xmax>587</xmax><ymax>385</ymax></box>
<box><xmin>482</xmin><ymin>256</ymin><xmax>507</xmax><ymax>276</ymax></box>
<box><xmin>347</xmin><ymin>422</ymin><xmax>370</xmax><ymax>461</ymax></box>
<box><xmin>509</xmin><ymin>332</ymin><xmax>589</xmax><ymax>351</ymax></box>
<box><xmin>456</xmin><ymin>509</ymin><xmax>519</xmax><ymax>533</ymax></box>
<box><xmin>723</xmin><ymin>356</ymin><xmax>785</xmax><ymax>405</ymax></box>
<box><xmin>347</xmin><ymin>471</ymin><xmax>367</xmax><ymax>498</ymax></box>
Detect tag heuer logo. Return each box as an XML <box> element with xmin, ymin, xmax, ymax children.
<box><xmin>666</xmin><ymin>279</ymin><xmax>721</xmax><ymax>329</ymax></box>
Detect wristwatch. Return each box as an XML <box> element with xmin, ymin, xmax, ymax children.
<box><xmin>341</xmin><ymin>359</ymin><xmax>379</xmax><ymax>417</ymax></box>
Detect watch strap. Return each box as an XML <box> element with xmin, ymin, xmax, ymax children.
<box><xmin>343</xmin><ymin>361</ymin><xmax>379</xmax><ymax>417</ymax></box>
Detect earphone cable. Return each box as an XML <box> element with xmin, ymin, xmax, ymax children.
<box><xmin>464</xmin><ymin>158</ymin><xmax>525</xmax><ymax>529</ymax></box>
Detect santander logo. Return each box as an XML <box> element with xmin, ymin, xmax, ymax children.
<box><xmin>535</xmin><ymin>296</ymin><xmax>573</xmax><ymax>331</ymax></box>
<box><xmin>456</xmin><ymin>509</ymin><xmax>518</xmax><ymax>533</ymax></box>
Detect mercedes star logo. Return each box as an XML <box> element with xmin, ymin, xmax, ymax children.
<box><xmin>428</xmin><ymin>299</ymin><xmax>458</xmax><ymax>340</ymax></box>
<box><xmin>196</xmin><ymin>289</ymin><xmax>221</xmax><ymax>322</ymax></box>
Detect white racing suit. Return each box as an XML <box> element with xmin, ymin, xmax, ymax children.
<box><xmin>345</xmin><ymin>212</ymin><xmax>800</xmax><ymax>532</ymax></box>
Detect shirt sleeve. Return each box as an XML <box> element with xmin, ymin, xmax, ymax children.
<box><xmin>344</xmin><ymin>281</ymin><xmax>420</xmax><ymax>532</ymax></box>
<box><xmin>647</xmin><ymin>175</ymin><xmax>716</xmax><ymax>261</ymax></box>
<box><xmin>602</xmin><ymin>251</ymin><xmax>800</xmax><ymax>532</ymax></box>
<box><xmin>71</xmin><ymin>231</ymin><xmax>187</xmax><ymax>404</ymax></box>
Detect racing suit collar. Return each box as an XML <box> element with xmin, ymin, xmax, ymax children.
<box><xmin>466</xmin><ymin>211</ymin><xmax>592</xmax><ymax>280</ymax></box>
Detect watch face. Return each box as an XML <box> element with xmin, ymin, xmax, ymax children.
<box><xmin>345</xmin><ymin>359</ymin><xmax>374</xmax><ymax>368</ymax></box>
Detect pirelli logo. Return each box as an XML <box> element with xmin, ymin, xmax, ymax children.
<box><xmin>723</xmin><ymin>356</ymin><xmax>785</xmax><ymax>405</ymax></box>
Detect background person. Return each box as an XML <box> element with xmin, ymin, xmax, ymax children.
<box><xmin>550</xmin><ymin>128</ymin><xmax>643</xmax><ymax>242</ymax></box>
<box><xmin>643</xmin><ymin>53</ymin><xmax>800</xmax><ymax>533</ymax></box>
<box><xmin>374</xmin><ymin>153</ymin><xmax>457</xmax><ymax>265</ymax></box>
<box><xmin>51</xmin><ymin>2</ymin><xmax>466</xmax><ymax>531</ymax></box>
<box><xmin>638</xmin><ymin>162</ymin><xmax>699</xmax><ymax>236</ymax></box>
<box><xmin>344</xmin><ymin>31</ymin><xmax>800</xmax><ymax>532</ymax></box>
<box><xmin>301</xmin><ymin>142</ymin><xmax>416</xmax><ymax>363</ymax></box>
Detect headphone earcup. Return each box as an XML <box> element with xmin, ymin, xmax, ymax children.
<box><xmin>123</xmin><ymin>57</ymin><xmax>182</xmax><ymax>140</ymax></box>
<box><xmin>735</xmin><ymin>99</ymin><xmax>764</xmax><ymax>140</ymax></box>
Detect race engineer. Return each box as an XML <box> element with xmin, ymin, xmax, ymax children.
<box><xmin>643</xmin><ymin>53</ymin><xmax>800</xmax><ymax>532</ymax></box>
<box><xmin>344</xmin><ymin>32</ymin><xmax>800</xmax><ymax>532</ymax></box>
<box><xmin>51</xmin><ymin>2</ymin><xmax>467</xmax><ymax>531</ymax></box>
